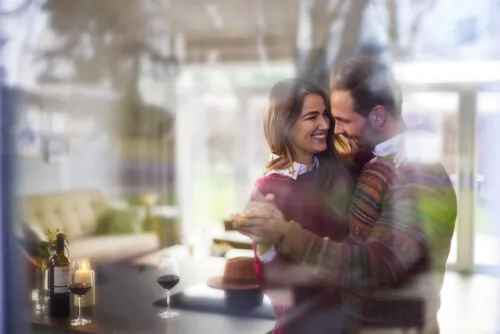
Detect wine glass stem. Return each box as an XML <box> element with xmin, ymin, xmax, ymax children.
<box><xmin>78</xmin><ymin>296</ymin><xmax>82</xmax><ymax>324</ymax></box>
<box><xmin>166</xmin><ymin>289</ymin><xmax>171</xmax><ymax>316</ymax></box>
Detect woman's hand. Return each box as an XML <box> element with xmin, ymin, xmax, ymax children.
<box><xmin>234</xmin><ymin>190</ymin><xmax>289</xmax><ymax>245</ymax></box>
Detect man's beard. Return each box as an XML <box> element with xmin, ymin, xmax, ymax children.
<box><xmin>344</xmin><ymin>135</ymin><xmax>368</xmax><ymax>154</ymax></box>
<box><xmin>341</xmin><ymin>134</ymin><xmax>373</xmax><ymax>168</ymax></box>
<box><xmin>343</xmin><ymin>123</ymin><xmax>375</xmax><ymax>153</ymax></box>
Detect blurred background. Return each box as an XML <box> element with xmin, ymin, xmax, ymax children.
<box><xmin>1</xmin><ymin>0</ymin><xmax>500</xmax><ymax>333</ymax></box>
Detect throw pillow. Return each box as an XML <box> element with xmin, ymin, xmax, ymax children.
<box><xmin>95</xmin><ymin>207</ymin><xmax>141</xmax><ymax>235</ymax></box>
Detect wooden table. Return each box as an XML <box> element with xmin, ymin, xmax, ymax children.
<box><xmin>30</xmin><ymin>254</ymin><xmax>275</xmax><ymax>334</ymax></box>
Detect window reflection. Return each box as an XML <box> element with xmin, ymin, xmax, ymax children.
<box><xmin>475</xmin><ymin>93</ymin><xmax>500</xmax><ymax>267</ymax></box>
<box><xmin>403</xmin><ymin>92</ymin><xmax>459</xmax><ymax>264</ymax></box>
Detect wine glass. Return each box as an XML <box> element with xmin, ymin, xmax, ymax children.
<box><xmin>69</xmin><ymin>258</ymin><xmax>92</xmax><ymax>326</ymax></box>
<box><xmin>157</xmin><ymin>254</ymin><xmax>180</xmax><ymax>319</ymax></box>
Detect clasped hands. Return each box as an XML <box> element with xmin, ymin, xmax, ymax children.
<box><xmin>231</xmin><ymin>189</ymin><xmax>289</xmax><ymax>246</ymax></box>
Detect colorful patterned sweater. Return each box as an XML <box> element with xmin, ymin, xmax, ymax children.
<box><xmin>277</xmin><ymin>155</ymin><xmax>457</xmax><ymax>326</ymax></box>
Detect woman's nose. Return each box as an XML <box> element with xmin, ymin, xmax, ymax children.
<box><xmin>318</xmin><ymin>115</ymin><xmax>330</xmax><ymax>129</ymax></box>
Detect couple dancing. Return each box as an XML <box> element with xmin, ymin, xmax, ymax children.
<box><xmin>232</xmin><ymin>57</ymin><xmax>457</xmax><ymax>334</ymax></box>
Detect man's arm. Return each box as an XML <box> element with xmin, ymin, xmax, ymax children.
<box><xmin>276</xmin><ymin>171</ymin><xmax>428</xmax><ymax>293</ymax></box>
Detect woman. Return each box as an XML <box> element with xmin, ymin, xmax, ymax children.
<box><xmin>249</xmin><ymin>79</ymin><xmax>357</xmax><ymax>334</ymax></box>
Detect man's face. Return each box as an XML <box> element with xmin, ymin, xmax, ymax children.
<box><xmin>330</xmin><ymin>90</ymin><xmax>374</xmax><ymax>153</ymax></box>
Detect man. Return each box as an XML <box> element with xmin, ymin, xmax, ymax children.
<box><xmin>236</xmin><ymin>57</ymin><xmax>457</xmax><ymax>333</ymax></box>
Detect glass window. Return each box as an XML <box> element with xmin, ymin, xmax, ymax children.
<box><xmin>176</xmin><ymin>64</ymin><xmax>293</xmax><ymax>243</ymax></box>
<box><xmin>474</xmin><ymin>93</ymin><xmax>500</xmax><ymax>267</ymax></box>
<box><xmin>402</xmin><ymin>92</ymin><xmax>459</xmax><ymax>264</ymax></box>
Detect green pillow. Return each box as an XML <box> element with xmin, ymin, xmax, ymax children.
<box><xmin>95</xmin><ymin>207</ymin><xmax>141</xmax><ymax>235</ymax></box>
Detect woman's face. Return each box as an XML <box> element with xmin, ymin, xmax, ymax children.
<box><xmin>289</xmin><ymin>93</ymin><xmax>330</xmax><ymax>163</ymax></box>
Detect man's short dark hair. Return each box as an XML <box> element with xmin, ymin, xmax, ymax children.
<box><xmin>330</xmin><ymin>56</ymin><xmax>402</xmax><ymax>119</ymax></box>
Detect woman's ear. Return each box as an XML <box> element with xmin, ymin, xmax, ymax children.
<box><xmin>368</xmin><ymin>106</ymin><xmax>387</xmax><ymax>128</ymax></box>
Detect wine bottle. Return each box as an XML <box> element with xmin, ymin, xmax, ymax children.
<box><xmin>49</xmin><ymin>233</ymin><xmax>70</xmax><ymax>317</ymax></box>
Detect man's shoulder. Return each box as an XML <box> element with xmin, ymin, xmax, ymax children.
<box><xmin>364</xmin><ymin>156</ymin><xmax>452</xmax><ymax>185</ymax></box>
<box><xmin>360</xmin><ymin>156</ymin><xmax>397</xmax><ymax>180</ymax></box>
<box><xmin>352</xmin><ymin>158</ymin><xmax>397</xmax><ymax>196</ymax></box>
<box><xmin>398</xmin><ymin>162</ymin><xmax>455</xmax><ymax>191</ymax></box>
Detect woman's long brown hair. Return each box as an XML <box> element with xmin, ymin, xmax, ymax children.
<box><xmin>263</xmin><ymin>79</ymin><xmax>355</xmax><ymax>213</ymax></box>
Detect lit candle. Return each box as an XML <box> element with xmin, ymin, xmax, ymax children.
<box><xmin>73</xmin><ymin>259</ymin><xmax>95</xmax><ymax>307</ymax></box>
<box><xmin>74</xmin><ymin>261</ymin><xmax>91</xmax><ymax>284</ymax></box>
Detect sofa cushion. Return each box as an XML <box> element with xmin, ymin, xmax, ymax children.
<box><xmin>70</xmin><ymin>233</ymin><xmax>159</xmax><ymax>263</ymax></box>
<box><xmin>23</xmin><ymin>190</ymin><xmax>109</xmax><ymax>239</ymax></box>
<box><xmin>95</xmin><ymin>207</ymin><xmax>141</xmax><ymax>235</ymax></box>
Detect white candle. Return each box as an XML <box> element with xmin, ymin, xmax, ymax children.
<box><xmin>74</xmin><ymin>267</ymin><xmax>91</xmax><ymax>284</ymax></box>
<box><xmin>73</xmin><ymin>260</ymin><xmax>95</xmax><ymax>307</ymax></box>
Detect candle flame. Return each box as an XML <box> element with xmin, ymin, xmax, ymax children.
<box><xmin>80</xmin><ymin>258</ymin><xmax>91</xmax><ymax>271</ymax></box>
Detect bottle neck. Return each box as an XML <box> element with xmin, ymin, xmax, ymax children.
<box><xmin>56</xmin><ymin>235</ymin><xmax>65</xmax><ymax>253</ymax></box>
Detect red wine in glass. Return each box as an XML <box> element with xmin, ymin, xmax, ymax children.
<box><xmin>157</xmin><ymin>275</ymin><xmax>180</xmax><ymax>290</ymax></box>
<box><xmin>157</xmin><ymin>255</ymin><xmax>180</xmax><ymax>319</ymax></box>
<box><xmin>69</xmin><ymin>283</ymin><xmax>92</xmax><ymax>297</ymax></box>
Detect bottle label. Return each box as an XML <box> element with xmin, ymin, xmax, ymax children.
<box><xmin>53</xmin><ymin>267</ymin><xmax>69</xmax><ymax>293</ymax></box>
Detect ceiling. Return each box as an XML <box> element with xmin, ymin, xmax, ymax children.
<box><xmin>157</xmin><ymin>0</ymin><xmax>301</xmax><ymax>62</ymax></box>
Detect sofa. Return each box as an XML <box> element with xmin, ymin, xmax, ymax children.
<box><xmin>20</xmin><ymin>190</ymin><xmax>160</xmax><ymax>264</ymax></box>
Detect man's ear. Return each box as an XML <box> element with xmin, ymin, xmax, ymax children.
<box><xmin>368</xmin><ymin>106</ymin><xmax>387</xmax><ymax>128</ymax></box>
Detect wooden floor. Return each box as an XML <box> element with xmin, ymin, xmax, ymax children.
<box><xmin>439</xmin><ymin>271</ymin><xmax>500</xmax><ymax>334</ymax></box>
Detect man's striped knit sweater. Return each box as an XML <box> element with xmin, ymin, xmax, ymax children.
<box><xmin>277</xmin><ymin>154</ymin><xmax>457</xmax><ymax>326</ymax></box>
